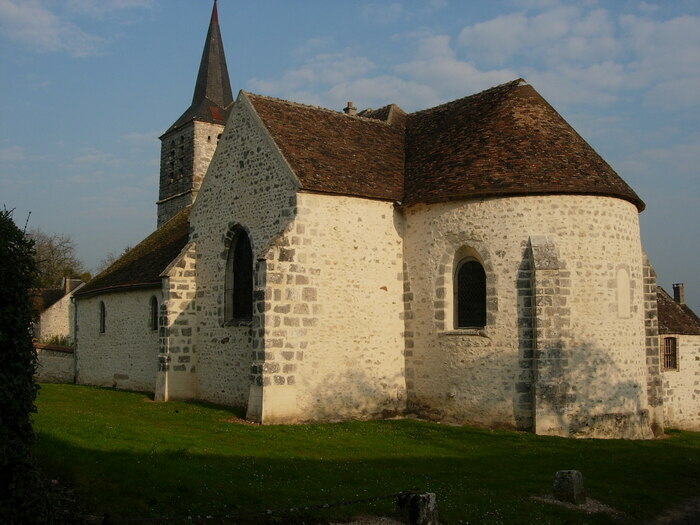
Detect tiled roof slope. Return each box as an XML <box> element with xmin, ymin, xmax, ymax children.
<box><xmin>247</xmin><ymin>93</ymin><xmax>405</xmax><ymax>201</ymax></box>
<box><xmin>74</xmin><ymin>208</ymin><xmax>190</xmax><ymax>298</ymax></box>
<box><xmin>359</xmin><ymin>104</ymin><xmax>407</xmax><ymax>127</ymax></box>
<box><xmin>657</xmin><ymin>287</ymin><xmax>700</xmax><ymax>335</ymax></box>
<box><xmin>246</xmin><ymin>80</ymin><xmax>643</xmax><ymax>210</ymax></box>
<box><xmin>404</xmin><ymin>79</ymin><xmax>644</xmax><ymax>210</ymax></box>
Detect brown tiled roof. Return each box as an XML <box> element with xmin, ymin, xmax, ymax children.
<box><xmin>245</xmin><ymin>79</ymin><xmax>643</xmax><ymax>210</ymax></box>
<box><xmin>359</xmin><ymin>104</ymin><xmax>407</xmax><ymax>127</ymax></box>
<box><xmin>246</xmin><ymin>93</ymin><xmax>405</xmax><ymax>201</ymax></box>
<box><xmin>74</xmin><ymin>208</ymin><xmax>190</xmax><ymax>298</ymax></box>
<box><xmin>657</xmin><ymin>287</ymin><xmax>700</xmax><ymax>335</ymax></box>
<box><xmin>404</xmin><ymin>79</ymin><xmax>644</xmax><ymax>209</ymax></box>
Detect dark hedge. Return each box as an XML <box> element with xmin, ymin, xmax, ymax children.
<box><xmin>0</xmin><ymin>209</ymin><xmax>45</xmax><ymax>523</ymax></box>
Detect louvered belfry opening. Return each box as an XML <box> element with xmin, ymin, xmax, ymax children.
<box><xmin>456</xmin><ymin>260</ymin><xmax>487</xmax><ymax>328</ymax></box>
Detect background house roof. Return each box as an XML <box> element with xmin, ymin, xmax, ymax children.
<box><xmin>31</xmin><ymin>289</ymin><xmax>65</xmax><ymax>313</ymax></box>
<box><xmin>657</xmin><ymin>286</ymin><xmax>700</xmax><ymax>335</ymax></box>
<box><xmin>74</xmin><ymin>208</ymin><xmax>190</xmax><ymax>298</ymax></box>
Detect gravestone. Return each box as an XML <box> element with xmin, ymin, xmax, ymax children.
<box><xmin>553</xmin><ymin>470</ymin><xmax>586</xmax><ymax>505</ymax></box>
<box><xmin>396</xmin><ymin>492</ymin><xmax>438</xmax><ymax>525</ymax></box>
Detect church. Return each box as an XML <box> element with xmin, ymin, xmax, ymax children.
<box><xmin>70</xmin><ymin>1</ymin><xmax>700</xmax><ymax>438</ymax></box>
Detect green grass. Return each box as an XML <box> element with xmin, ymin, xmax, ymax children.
<box><xmin>33</xmin><ymin>384</ymin><xmax>700</xmax><ymax>524</ymax></box>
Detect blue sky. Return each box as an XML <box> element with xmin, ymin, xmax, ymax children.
<box><xmin>0</xmin><ymin>0</ymin><xmax>698</xmax><ymax>308</ymax></box>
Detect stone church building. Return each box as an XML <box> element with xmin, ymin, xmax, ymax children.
<box><xmin>72</xmin><ymin>2</ymin><xmax>699</xmax><ymax>438</ymax></box>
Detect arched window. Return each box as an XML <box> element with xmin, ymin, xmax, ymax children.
<box><xmin>225</xmin><ymin>230</ymin><xmax>253</xmax><ymax>322</ymax></box>
<box><xmin>455</xmin><ymin>259</ymin><xmax>486</xmax><ymax>328</ymax></box>
<box><xmin>99</xmin><ymin>301</ymin><xmax>106</xmax><ymax>333</ymax></box>
<box><xmin>150</xmin><ymin>296</ymin><xmax>159</xmax><ymax>331</ymax></box>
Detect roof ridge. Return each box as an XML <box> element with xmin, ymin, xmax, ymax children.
<box><xmin>409</xmin><ymin>78</ymin><xmax>525</xmax><ymax>117</ymax></box>
<box><xmin>244</xmin><ymin>91</ymin><xmax>398</xmax><ymax>126</ymax></box>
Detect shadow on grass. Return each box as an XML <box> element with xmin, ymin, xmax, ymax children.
<box><xmin>33</xmin><ymin>426</ymin><xmax>700</xmax><ymax>525</ymax></box>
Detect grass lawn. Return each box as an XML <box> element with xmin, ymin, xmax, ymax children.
<box><xmin>33</xmin><ymin>384</ymin><xmax>700</xmax><ymax>524</ymax></box>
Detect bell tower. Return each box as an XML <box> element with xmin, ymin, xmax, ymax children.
<box><xmin>157</xmin><ymin>0</ymin><xmax>233</xmax><ymax>227</ymax></box>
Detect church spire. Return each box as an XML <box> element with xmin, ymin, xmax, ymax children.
<box><xmin>157</xmin><ymin>1</ymin><xmax>234</xmax><ymax>227</ymax></box>
<box><xmin>191</xmin><ymin>0</ymin><xmax>233</xmax><ymax>110</ymax></box>
<box><xmin>163</xmin><ymin>0</ymin><xmax>233</xmax><ymax>134</ymax></box>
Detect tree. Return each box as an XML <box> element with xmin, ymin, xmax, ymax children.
<box><xmin>0</xmin><ymin>209</ymin><xmax>48</xmax><ymax>522</ymax></box>
<box><xmin>95</xmin><ymin>245</ymin><xmax>132</xmax><ymax>274</ymax></box>
<box><xmin>28</xmin><ymin>228</ymin><xmax>88</xmax><ymax>287</ymax></box>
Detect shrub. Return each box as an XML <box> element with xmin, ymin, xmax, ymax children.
<box><xmin>0</xmin><ymin>209</ymin><xmax>47</xmax><ymax>523</ymax></box>
<box><xmin>40</xmin><ymin>334</ymin><xmax>73</xmax><ymax>347</ymax></box>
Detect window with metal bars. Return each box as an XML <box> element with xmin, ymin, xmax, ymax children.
<box><xmin>455</xmin><ymin>259</ymin><xmax>487</xmax><ymax>328</ymax></box>
<box><xmin>662</xmin><ymin>337</ymin><xmax>678</xmax><ymax>371</ymax></box>
<box><xmin>225</xmin><ymin>230</ymin><xmax>253</xmax><ymax>322</ymax></box>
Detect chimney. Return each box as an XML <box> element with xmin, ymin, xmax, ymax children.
<box><xmin>343</xmin><ymin>101</ymin><xmax>357</xmax><ymax>116</ymax></box>
<box><xmin>672</xmin><ymin>283</ymin><xmax>685</xmax><ymax>305</ymax></box>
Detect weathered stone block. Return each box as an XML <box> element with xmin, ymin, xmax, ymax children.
<box><xmin>396</xmin><ymin>492</ymin><xmax>438</xmax><ymax>525</ymax></box>
<box><xmin>553</xmin><ymin>470</ymin><xmax>586</xmax><ymax>505</ymax></box>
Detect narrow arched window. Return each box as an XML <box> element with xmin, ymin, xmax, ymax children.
<box><xmin>99</xmin><ymin>301</ymin><xmax>106</xmax><ymax>333</ymax></box>
<box><xmin>150</xmin><ymin>296</ymin><xmax>159</xmax><ymax>331</ymax></box>
<box><xmin>225</xmin><ymin>230</ymin><xmax>253</xmax><ymax>322</ymax></box>
<box><xmin>455</xmin><ymin>259</ymin><xmax>486</xmax><ymax>328</ymax></box>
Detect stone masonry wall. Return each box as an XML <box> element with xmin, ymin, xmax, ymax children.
<box><xmin>661</xmin><ymin>333</ymin><xmax>700</xmax><ymax>431</ymax></box>
<box><xmin>189</xmin><ymin>93</ymin><xmax>298</xmax><ymax>410</ymax></box>
<box><xmin>193</xmin><ymin>121</ymin><xmax>223</xmax><ymax>194</ymax></box>
<box><xmin>76</xmin><ymin>289</ymin><xmax>160</xmax><ymax>392</ymax></box>
<box><xmin>643</xmin><ymin>255</ymin><xmax>664</xmax><ymax>435</ymax></box>
<box><xmin>36</xmin><ymin>347</ymin><xmax>74</xmax><ymax>383</ymax></box>
<box><xmin>528</xmin><ymin>236</ymin><xmax>573</xmax><ymax>436</ymax></box>
<box><xmin>258</xmin><ymin>192</ymin><xmax>406</xmax><ymax>423</ymax></box>
<box><xmin>158</xmin><ymin>194</ymin><xmax>194</xmax><ymax>229</ymax></box>
<box><xmin>158</xmin><ymin>121</ymin><xmax>224</xmax><ymax>227</ymax></box>
<box><xmin>156</xmin><ymin>244</ymin><xmax>198</xmax><ymax>401</ymax></box>
<box><xmin>403</xmin><ymin>195</ymin><xmax>651</xmax><ymax>437</ymax></box>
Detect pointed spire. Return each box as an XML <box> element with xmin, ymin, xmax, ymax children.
<box><xmin>163</xmin><ymin>0</ymin><xmax>233</xmax><ymax>135</ymax></box>
<box><xmin>192</xmin><ymin>0</ymin><xmax>232</xmax><ymax>109</ymax></box>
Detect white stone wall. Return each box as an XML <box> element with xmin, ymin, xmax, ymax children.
<box><xmin>158</xmin><ymin>121</ymin><xmax>224</xmax><ymax>227</ymax></box>
<box><xmin>661</xmin><ymin>334</ymin><xmax>700</xmax><ymax>431</ymax></box>
<box><xmin>37</xmin><ymin>293</ymin><xmax>72</xmax><ymax>341</ymax></box>
<box><xmin>259</xmin><ymin>192</ymin><xmax>406</xmax><ymax>423</ymax></box>
<box><xmin>193</xmin><ymin>121</ymin><xmax>223</xmax><ymax>192</ymax></box>
<box><xmin>36</xmin><ymin>347</ymin><xmax>74</xmax><ymax>383</ymax></box>
<box><xmin>403</xmin><ymin>195</ymin><xmax>651</xmax><ymax>437</ymax></box>
<box><xmin>156</xmin><ymin>244</ymin><xmax>198</xmax><ymax>401</ymax></box>
<box><xmin>189</xmin><ymin>93</ymin><xmax>299</xmax><ymax>409</ymax></box>
<box><xmin>76</xmin><ymin>289</ymin><xmax>160</xmax><ymax>392</ymax></box>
